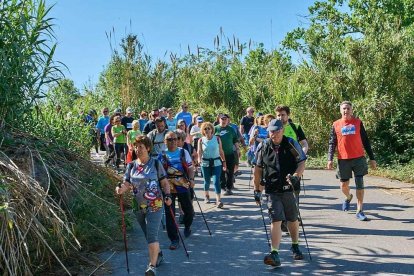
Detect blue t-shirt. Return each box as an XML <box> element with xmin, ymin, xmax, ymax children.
<box><xmin>139</xmin><ymin>119</ymin><xmax>149</xmax><ymax>132</ymax></box>
<box><xmin>96</xmin><ymin>116</ymin><xmax>110</xmax><ymax>134</ymax></box>
<box><xmin>158</xmin><ymin>148</ymin><xmax>192</xmax><ymax>193</ymax></box>
<box><xmin>165</xmin><ymin>118</ymin><xmax>177</xmax><ymax>130</ymax></box>
<box><xmin>175</xmin><ymin>111</ymin><xmax>192</xmax><ymax>126</ymax></box>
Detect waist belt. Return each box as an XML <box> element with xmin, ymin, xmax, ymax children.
<box><xmin>202</xmin><ymin>157</ymin><xmax>221</xmax><ymax>161</ymax></box>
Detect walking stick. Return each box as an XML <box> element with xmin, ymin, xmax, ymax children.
<box><xmin>288</xmin><ymin>176</ymin><xmax>312</xmax><ymax>261</ymax></box>
<box><xmin>192</xmin><ymin>191</ymin><xmax>212</xmax><ymax>236</ymax></box>
<box><xmin>248</xmin><ymin>165</ymin><xmax>253</xmax><ymax>190</ymax></box>
<box><xmin>169</xmin><ymin>206</ymin><xmax>190</xmax><ymax>259</ymax></box>
<box><xmin>119</xmin><ymin>193</ymin><xmax>130</xmax><ymax>273</ymax></box>
<box><xmin>259</xmin><ymin>199</ymin><xmax>271</xmax><ymax>249</ymax></box>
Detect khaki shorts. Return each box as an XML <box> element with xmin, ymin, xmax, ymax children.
<box><xmin>337</xmin><ymin>157</ymin><xmax>368</xmax><ymax>180</ymax></box>
<box><xmin>265</xmin><ymin>192</ymin><xmax>298</xmax><ymax>222</ymax></box>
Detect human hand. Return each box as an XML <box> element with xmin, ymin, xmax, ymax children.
<box><xmin>164</xmin><ymin>194</ymin><xmax>172</xmax><ymax>206</ymax></box>
<box><xmin>327</xmin><ymin>161</ymin><xmax>334</xmax><ymax>170</ymax></box>
<box><xmin>287</xmin><ymin>174</ymin><xmax>300</xmax><ymax>189</ymax></box>
<box><xmin>370</xmin><ymin>160</ymin><xmax>377</xmax><ymax>170</ymax></box>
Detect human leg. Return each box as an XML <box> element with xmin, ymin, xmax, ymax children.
<box><xmin>212</xmin><ymin>165</ymin><xmax>223</xmax><ymax>206</ymax></box>
<box><xmin>164</xmin><ymin>194</ymin><xmax>179</xmax><ymax>243</ymax></box>
<box><xmin>177</xmin><ymin>191</ymin><xmax>194</xmax><ymax>233</ymax></box>
<box><xmin>225</xmin><ymin>153</ymin><xmax>235</xmax><ymax>190</ymax></box>
<box><xmin>201</xmin><ymin>165</ymin><xmax>212</xmax><ymax>200</ymax></box>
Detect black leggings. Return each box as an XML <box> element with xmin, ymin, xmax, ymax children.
<box><xmin>165</xmin><ymin>191</ymin><xmax>194</xmax><ymax>241</ymax></box>
<box><xmin>220</xmin><ymin>153</ymin><xmax>235</xmax><ymax>190</ymax></box>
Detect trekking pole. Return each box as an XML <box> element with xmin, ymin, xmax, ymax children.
<box><xmin>258</xmin><ymin>199</ymin><xmax>271</xmax><ymax>249</ymax></box>
<box><xmin>287</xmin><ymin>176</ymin><xmax>312</xmax><ymax>261</ymax></box>
<box><xmin>119</xmin><ymin>193</ymin><xmax>130</xmax><ymax>273</ymax></box>
<box><xmin>168</xmin><ymin>206</ymin><xmax>190</xmax><ymax>259</ymax></box>
<box><xmin>248</xmin><ymin>165</ymin><xmax>253</xmax><ymax>190</ymax></box>
<box><xmin>302</xmin><ymin>174</ymin><xmax>306</xmax><ymax>195</ymax></box>
<box><xmin>192</xmin><ymin>191</ymin><xmax>212</xmax><ymax>236</ymax></box>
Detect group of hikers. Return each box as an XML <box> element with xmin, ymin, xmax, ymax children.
<box><xmin>92</xmin><ymin>101</ymin><xmax>376</xmax><ymax>275</ymax></box>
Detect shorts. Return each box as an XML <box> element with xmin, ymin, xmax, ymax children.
<box><xmin>265</xmin><ymin>192</ymin><xmax>298</xmax><ymax>222</ymax></box>
<box><xmin>337</xmin><ymin>157</ymin><xmax>368</xmax><ymax>180</ymax></box>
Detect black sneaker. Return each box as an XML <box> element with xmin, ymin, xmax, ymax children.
<box><xmin>156</xmin><ymin>251</ymin><xmax>163</xmax><ymax>267</ymax></box>
<box><xmin>291</xmin><ymin>244</ymin><xmax>304</xmax><ymax>260</ymax></box>
<box><xmin>264</xmin><ymin>251</ymin><xmax>281</xmax><ymax>267</ymax></box>
<box><xmin>184</xmin><ymin>227</ymin><xmax>192</xmax><ymax>238</ymax></box>
<box><xmin>169</xmin><ymin>240</ymin><xmax>180</xmax><ymax>250</ymax></box>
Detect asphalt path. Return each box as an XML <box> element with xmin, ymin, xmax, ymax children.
<box><xmin>97</xmin><ymin>159</ymin><xmax>414</xmax><ymax>276</ymax></box>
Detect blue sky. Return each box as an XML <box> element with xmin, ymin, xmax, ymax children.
<box><xmin>50</xmin><ymin>1</ymin><xmax>314</xmax><ymax>89</ymax></box>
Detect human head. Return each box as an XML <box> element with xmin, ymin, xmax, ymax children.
<box><xmin>109</xmin><ymin>114</ymin><xmax>117</xmax><ymax>125</ymax></box>
<box><xmin>174</xmin><ymin>129</ymin><xmax>187</xmax><ymax>147</ymax></box>
<box><xmin>102</xmin><ymin>107</ymin><xmax>109</xmax><ymax>116</ymax></box>
<box><xmin>219</xmin><ymin>113</ymin><xmax>229</xmax><ymax>127</ymax></box>
<box><xmin>140</xmin><ymin>111</ymin><xmax>148</xmax><ymax>119</ymax></box>
<box><xmin>177</xmin><ymin>119</ymin><xmax>187</xmax><ymax>130</ymax></box>
<box><xmin>167</xmin><ymin>108</ymin><xmax>174</xmax><ymax>118</ymax></box>
<box><xmin>181</xmin><ymin>103</ymin><xmax>189</xmax><ymax>112</ymax></box>
<box><xmin>133</xmin><ymin>135</ymin><xmax>152</xmax><ymax>157</ymax></box>
<box><xmin>196</xmin><ymin>116</ymin><xmax>204</xmax><ymax>125</ymax></box>
<box><xmin>264</xmin><ymin>114</ymin><xmax>276</xmax><ymax>127</ymax></box>
<box><xmin>340</xmin><ymin>101</ymin><xmax>353</xmax><ymax>119</ymax></box>
<box><xmin>159</xmin><ymin>107</ymin><xmax>167</xmax><ymax>117</ymax></box>
<box><xmin>246</xmin><ymin>106</ymin><xmax>255</xmax><ymax>116</ymax></box>
<box><xmin>275</xmin><ymin>105</ymin><xmax>290</xmax><ymax>125</ymax></box>
<box><xmin>125</xmin><ymin>107</ymin><xmax>133</xmax><ymax>116</ymax></box>
<box><xmin>200</xmin><ymin>122</ymin><xmax>214</xmax><ymax>136</ymax></box>
<box><xmin>267</xmin><ymin>119</ymin><xmax>284</xmax><ymax>144</ymax></box>
<box><xmin>114</xmin><ymin>108</ymin><xmax>122</xmax><ymax>116</ymax></box>
<box><xmin>164</xmin><ymin>131</ymin><xmax>178</xmax><ymax>151</ymax></box>
<box><xmin>154</xmin><ymin>117</ymin><xmax>166</xmax><ymax>132</ymax></box>
<box><xmin>114</xmin><ymin>115</ymin><xmax>122</xmax><ymax>125</ymax></box>
<box><xmin>151</xmin><ymin>108</ymin><xmax>159</xmax><ymax>119</ymax></box>
<box><xmin>131</xmin><ymin>120</ymin><xmax>139</xmax><ymax>130</ymax></box>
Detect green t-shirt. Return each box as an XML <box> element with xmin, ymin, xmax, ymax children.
<box><xmin>284</xmin><ymin>124</ymin><xmax>298</xmax><ymax>141</ymax></box>
<box><xmin>112</xmin><ymin>125</ymin><xmax>126</xmax><ymax>144</ymax></box>
<box><xmin>214</xmin><ymin>125</ymin><xmax>238</xmax><ymax>155</ymax></box>
<box><xmin>128</xmin><ymin>129</ymin><xmax>141</xmax><ymax>144</ymax></box>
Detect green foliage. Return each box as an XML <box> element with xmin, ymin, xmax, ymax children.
<box><xmin>0</xmin><ymin>0</ymin><xmax>62</xmax><ymax>127</ymax></box>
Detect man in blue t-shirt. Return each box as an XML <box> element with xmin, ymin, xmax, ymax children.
<box><xmin>174</xmin><ymin>103</ymin><xmax>192</xmax><ymax>127</ymax></box>
<box><xmin>96</xmin><ymin>107</ymin><xmax>110</xmax><ymax>152</ymax></box>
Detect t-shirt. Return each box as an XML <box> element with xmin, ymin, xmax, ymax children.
<box><xmin>175</xmin><ymin>111</ymin><xmax>192</xmax><ymax>126</ymax></box>
<box><xmin>240</xmin><ymin>116</ymin><xmax>254</xmax><ymax>135</ymax></box>
<box><xmin>121</xmin><ymin>116</ymin><xmax>135</xmax><ymax>131</ymax></box>
<box><xmin>158</xmin><ymin>148</ymin><xmax>192</xmax><ymax>193</ymax></box>
<box><xmin>200</xmin><ymin>136</ymin><xmax>221</xmax><ymax>167</ymax></box>
<box><xmin>284</xmin><ymin>122</ymin><xmax>306</xmax><ymax>142</ymax></box>
<box><xmin>104</xmin><ymin>123</ymin><xmax>113</xmax><ymax>146</ymax></box>
<box><xmin>147</xmin><ymin>130</ymin><xmax>169</xmax><ymax>156</ymax></box>
<box><xmin>139</xmin><ymin>119</ymin><xmax>148</xmax><ymax>132</ymax></box>
<box><xmin>165</xmin><ymin>118</ymin><xmax>177</xmax><ymax>130</ymax></box>
<box><xmin>190</xmin><ymin>125</ymin><xmax>202</xmax><ymax>139</ymax></box>
<box><xmin>112</xmin><ymin>125</ymin><xmax>126</xmax><ymax>144</ymax></box>
<box><xmin>96</xmin><ymin>116</ymin><xmax>110</xmax><ymax>134</ymax></box>
<box><xmin>127</xmin><ymin>129</ymin><xmax>141</xmax><ymax>144</ymax></box>
<box><xmin>124</xmin><ymin>158</ymin><xmax>167</xmax><ymax>212</ymax></box>
<box><xmin>214</xmin><ymin>125</ymin><xmax>238</xmax><ymax>155</ymax></box>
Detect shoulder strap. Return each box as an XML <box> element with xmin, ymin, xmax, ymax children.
<box><xmin>288</xmin><ymin>119</ymin><xmax>300</xmax><ymax>138</ymax></box>
<box><xmin>180</xmin><ymin>148</ymin><xmax>190</xmax><ymax>180</ymax></box>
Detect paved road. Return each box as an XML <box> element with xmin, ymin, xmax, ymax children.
<box><xmin>98</xmin><ymin>161</ymin><xmax>414</xmax><ymax>276</ymax></box>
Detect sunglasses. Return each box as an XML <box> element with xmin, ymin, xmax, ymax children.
<box><xmin>103</xmin><ymin>110</ymin><xmax>109</xmax><ymax>113</ymax></box>
<box><xmin>166</xmin><ymin>138</ymin><xmax>177</xmax><ymax>142</ymax></box>
<box><xmin>204</xmin><ymin>127</ymin><xmax>211</xmax><ymax>130</ymax></box>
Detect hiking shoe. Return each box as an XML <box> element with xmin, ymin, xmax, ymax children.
<box><xmin>281</xmin><ymin>221</ymin><xmax>289</xmax><ymax>232</ymax></box>
<box><xmin>184</xmin><ymin>227</ymin><xmax>192</xmax><ymax>238</ymax></box>
<box><xmin>264</xmin><ymin>251</ymin><xmax>281</xmax><ymax>267</ymax></box>
<box><xmin>169</xmin><ymin>240</ymin><xmax>180</xmax><ymax>250</ymax></box>
<box><xmin>145</xmin><ymin>264</ymin><xmax>156</xmax><ymax>276</ymax></box>
<box><xmin>217</xmin><ymin>201</ymin><xmax>224</xmax><ymax>209</ymax></box>
<box><xmin>156</xmin><ymin>251</ymin><xmax>163</xmax><ymax>267</ymax></box>
<box><xmin>178</xmin><ymin>214</ymin><xmax>184</xmax><ymax>224</ymax></box>
<box><xmin>356</xmin><ymin>211</ymin><xmax>368</xmax><ymax>221</ymax></box>
<box><xmin>224</xmin><ymin>189</ymin><xmax>233</xmax><ymax>196</ymax></box>
<box><xmin>204</xmin><ymin>195</ymin><xmax>211</xmax><ymax>204</ymax></box>
<box><xmin>291</xmin><ymin>244</ymin><xmax>304</xmax><ymax>260</ymax></box>
<box><xmin>234</xmin><ymin>171</ymin><xmax>242</xmax><ymax>176</ymax></box>
<box><xmin>342</xmin><ymin>194</ymin><xmax>353</xmax><ymax>211</ymax></box>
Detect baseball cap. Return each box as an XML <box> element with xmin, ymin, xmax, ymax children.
<box><xmin>267</xmin><ymin>119</ymin><xmax>284</xmax><ymax>132</ymax></box>
<box><xmin>126</xmin><ymin>107</ymin><xmax>133</xmax><ymax>114</ymax></box>
<box><xmin>196</xmin><ymin>116</ymin><xmax>204</xmax><ymax>123</ymax></box>
<box><xmin>114</xmin><ymin>108</ymin><xmax>122</xmax><ymax>114</ymax></box>
<box><xmin>219</xmin><ymin>113</ymin><xmax>229</xmax><ymax>119</ymax></box>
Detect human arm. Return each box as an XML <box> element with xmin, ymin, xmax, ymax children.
<box><xmin>360</xmin><ymin>122</ymin><xmax>376</xmax><ymax>169</ymax></box>
<box><xmin>327</xmin><ymin>126</ymin><xmax>337</xmax><ymax>169</ymax></box>
<box><xmin>197</xmin><ymin>138</ymin><xmax>203</xmax><ymax>164</ymax></box>
<box><xmin>159</xmin><ymin>178</ymin><xmax>172</xmax><ymax>206</ymax></box>
<box><xmin>299</xmin><ymin>139</ymin><xmax>309</xmax><ymax>155</ymax></box>
<box><xmin>217</xmin><ymin>137</ymin><xmax>227</xmax><ymax>171</ymax></box>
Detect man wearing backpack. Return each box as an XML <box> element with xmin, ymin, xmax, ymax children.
<box><xmin>159</xmin><ymin>131</ymin><xmax>195</xmax><ymax>250</ymax></box>
<box><xmin>253</xmin><ymin>119</ymin><xmax>307</xmax><ymax>267</ymax></box>
<box><xmin>147</xmin><ymin>118</ymin><xmax>170</xmax><ymax>157</ymax></box>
